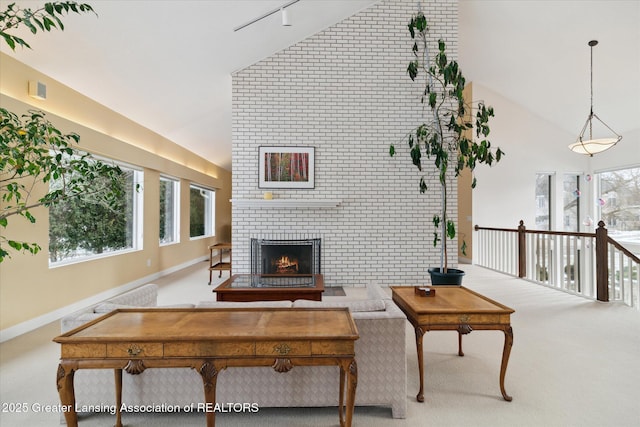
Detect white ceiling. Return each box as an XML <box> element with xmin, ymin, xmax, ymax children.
<box><xmin>2</xmin><ymin>0</ymin><xmax>639</xmax><ymax>171</ymax></box>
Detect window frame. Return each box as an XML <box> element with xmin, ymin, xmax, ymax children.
<box><xmin>189</xmin><ymin>184</ymin><xmax>216</xmax><ymax>240</ymax></box>
<box><xmin>48</xmin><ymin>158</ymin><xmax>144</xmax><ymax>267</ymax></box>
<box><xmin>159</xmin><ymin>175</ymin><xmax>180</xmax><ymax>246</ymax></box>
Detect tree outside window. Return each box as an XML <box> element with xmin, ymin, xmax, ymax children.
<box><xmin>190</xmin><ymin>185</ymin><xmax>215</xmax><ymax>239</ymax></box>
<box><xmin>563</xmin><ymin>174</ymin><xmax>581</xmax><ymax>232</ymax></box>
<box><xmin>598</xmin><ymin>167</ymin><xmax>640</xmax><ymax>256</ymax></box>
<box><xmin>49</xmin><ymin>161</ymin><xmax>142</xmax><ymax>264</ymax></box>
<box><xmin>160</xmin><ymin>176</ymin><xmax>179</xmax><ymax>245</ymax></box>
<box><xmin>535</xmin><ymin>173</ymin><xmax>553</xmax><ymax>230</ymax></box>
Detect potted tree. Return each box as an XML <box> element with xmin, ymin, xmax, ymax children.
<box><xmin>390</xmin><ymin>11</ymin><xmax>504</xmax><ymax>285</ymax></box>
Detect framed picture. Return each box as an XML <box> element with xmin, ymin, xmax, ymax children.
<box><xmin>259</xmin><ymin>146</ymin><xmax>315</xmax><ymax>189</ymax></box>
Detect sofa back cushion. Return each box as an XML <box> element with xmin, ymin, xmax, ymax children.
<box><xmin>109</xmin><ymin>283</ymin><xmax>158</xmax><ymax>307</ymax></box>
<box><xmin>196</xmin><ymin>300</ymin><xmax>293</xmax><ymax>308</ymax></box>
<box><xmin>93</xmin><ymin>302</ymin><xmax>194</xmax><ymax>313</ymax></box>
<box><xmin>292</xmin><ymin>299</ymin><xmax>386</xmax><ymax>312</ymax></box>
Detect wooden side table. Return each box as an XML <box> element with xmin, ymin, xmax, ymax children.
<box><xmin>391</xmin><ymin>286</ymin><xmax>514</xmax><ymax>403</ymax></box>
<box><xmin>208</xmin><ymin>243</ymin><xmax>232</xmax><ymax>284</ymax></box>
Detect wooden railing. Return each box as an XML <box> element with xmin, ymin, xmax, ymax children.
<box><xmin>475</xmin><ymin>221</ymin><xmax>640</xmax><ymax>308</ymax></box>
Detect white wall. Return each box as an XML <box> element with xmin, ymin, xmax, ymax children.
<box><xmin>232</xmin><ymin>0</ymin><xmax>459</xmax><ymax>287</ymax></box>
<box><xmin>471</xmin><ymin>83</ymin><xmax>640</xmax><ymax>257</ymax></box>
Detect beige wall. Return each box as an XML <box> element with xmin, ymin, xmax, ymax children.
<box><xmin>457</xmin><ymin>83</ymin><xmax>474</xmax><ymax>262</ymax></box>
<box><xmin>0</xmin><ymin>54</ymin><xmax>232</xmax><ymax>331</ymax></box>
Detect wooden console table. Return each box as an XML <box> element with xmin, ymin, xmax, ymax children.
<box><xmin>391</xmin><ymin>286</ymin><xmax>514</xmax><ymax>403</ymax></box>
<box><xmin>54</xmin><ymin>307</ymin><xmax>359</xmax><ymax>427</ymax></box>
<box><xmin>208</xmin><ymin>242</ymin><xmax>231</xmax><ymax>284</ymax></box>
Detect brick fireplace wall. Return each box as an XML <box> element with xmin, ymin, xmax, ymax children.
<box><xmin>231</xmin><ymin>0</ymin><xmax>459</xmax><ymax>287</ymax></box>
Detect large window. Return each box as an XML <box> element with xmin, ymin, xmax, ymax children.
<box><xmin>49</xmin><ymin>160</ymin><xmax>143</xmax><ymax>264</ymax></box>
<box><xmin>189</xmin><ymin>184</ymin><xmax>215</xmax><ymax>239</ymax></box>
<box><xmin>159</xmin><ymin>176</ymin><xmax>180</xmax><ymax>245</ymax></box>
<box><xmin>598</xmin><ymin>167</ymin><xmax>640</xmax><ymax>253</ymax></box>
<box><xmin>535</xmin><ymin>173</ymin><xmax>553</xmax><ymax>230</ymax></box>
<box><xmin>563</xmin><ymin>174</ymin><xmax>581</xmax><ymax>232</ymax></box>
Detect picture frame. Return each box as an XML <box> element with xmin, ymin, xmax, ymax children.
<box><xmin>259</xmin><ymin>146</ymin><xmax>315</xmax><ymax>189</ymax></box>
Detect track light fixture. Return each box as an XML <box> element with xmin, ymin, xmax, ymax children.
<box><xmin>234</xmin><ymin>0</ymin><xmax>299</xmax><ymax>32</ymax></box>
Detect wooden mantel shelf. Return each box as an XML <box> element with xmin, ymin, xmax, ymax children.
<box><xmin>230</xmin><ymin>199</ymin><xmax>342</xmax><ymax>208</ymax></box>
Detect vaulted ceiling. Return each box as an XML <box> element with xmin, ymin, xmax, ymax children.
<box><xmin>2</xmin><ymin>0</ymin><xmax>638</xmax><ymax>171</ymax></box>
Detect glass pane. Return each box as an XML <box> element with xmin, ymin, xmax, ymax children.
<box><xmin>190</xmin><ymin>185</ymin><xmax>215</xmax><ymax>238</ymax></box>
<box><xmin>160</xmin><ymin>178</ymin><xmax>177</xmax><ymax>244</ymax></box>
<box><xmin>49</xmin><ymin>166</ymin><xmax>137</xmax><ymax>263</ymax></box>
<box><xmin>535</xmin><ymin>173</ymin><xmax>552</xmax><ymax>230</ymax></box>
<box><xmin>563</xmin><ymin>174</ymin><xmax>580</xmax><ymax>232</ymax></box>
<box><xmin>598</xmin><ymin>167</ymin><xmax>640</xmax><ymax>255</ymax></box>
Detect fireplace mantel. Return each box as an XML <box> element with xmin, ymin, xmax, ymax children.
<box><xmin>231</xmin><ymin>199</ymin><xmax>342</xmax><ymax>208</ymax></box>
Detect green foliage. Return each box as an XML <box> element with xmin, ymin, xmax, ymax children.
<box><xmin>48</xmin><ymin>169</ymin><xmax>132</xmax><ymax>262</ymax></box>
<box><xmin>0</xmin><ymin>1</ymin><xmax>95</xmax><ymax>50</ymax></box>
<box><xmin>0</xmin><ymin>1</ymin><xmax>110</xmax><ymax>262</ymax></box>
<box><xmin>390</xmin><ymin>11</ymin><xmax>505</xmax><ymax>272</ymax></box>
<box><xmin>0</xmin><ymin>108</ymin><xmax>124</xmax><ymax>262</ymax></box>
<box><xmin>189</xmin><ymin>187</ymin><xmax>206</xmax><ymax>238</ymax></box>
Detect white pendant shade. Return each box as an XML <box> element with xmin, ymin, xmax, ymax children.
<box><xmin>569</xmin><ymin>111</ymin><xmax>622</xmax><ymax>156</ymax></box>
<box><xmin>568</xmin><ymin>137</ymin><xmax>621</xmax><ymax>156</ymax></box>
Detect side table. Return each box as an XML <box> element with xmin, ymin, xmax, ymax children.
<box><xmin>208</xmin><ymin>243</ymin><xmax>232</xmax><ymax>284</ymax></box>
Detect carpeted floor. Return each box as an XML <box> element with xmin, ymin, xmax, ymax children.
<box><xmin>1</xmin><ymin>263</ymin><xmax>639</xmax><ymax>426</ymax></box>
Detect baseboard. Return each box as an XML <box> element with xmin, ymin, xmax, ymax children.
<box><xmin>0</xmin><ymin>256</ymin><xmax>207</xmax><ymax>343</ymax></box>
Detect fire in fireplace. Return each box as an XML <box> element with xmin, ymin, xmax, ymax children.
<box><xmin>251</xmin><ymin>238</ymin><xmax>321</xmax><ymax>275</ymax></box>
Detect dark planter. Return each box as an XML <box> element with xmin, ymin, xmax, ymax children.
<box><xmin>428</xmin><ymin>268</ymin><xmax>465</xmax><ymax>285</ymax></box>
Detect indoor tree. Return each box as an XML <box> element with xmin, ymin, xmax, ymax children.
<box><xmin>0</xmin><ymin>1</ymin><xmax>125</xmax><ymax>262</ymax></box>
<box><xmin>389</xmin><ymin>11</ymin><xmax>504</xmax><ymax>282</ymax></box>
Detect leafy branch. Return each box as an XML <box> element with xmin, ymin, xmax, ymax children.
<box><xmin>0</xmin><ymin>1</ymin><xmax>95</xmax><ymax>50</ymax></box>
<box><xmin>0</xmin><ymin>2</ymin><xmax>124</xmax><ymax>263</ymax></box>
<box><xmin>1</xmin><ymin>108</ymin><xmax>124</xmax><ymax>262</ymax></box>
<box><xmin>390</xmin><ymin>11</ymin><xmax>504</xmax><ymax>273</ymax></box>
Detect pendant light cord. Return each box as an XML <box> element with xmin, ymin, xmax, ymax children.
<box><xmin>589</xmin><ymin>40</ymin><xmax>596</xmax><ymax>140</ymax></box>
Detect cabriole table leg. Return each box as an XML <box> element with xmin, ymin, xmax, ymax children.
<box><xmin>500</xmin><ymin>326</ymin><xmax>514</xmax><ymax>401</ymax></box>
<box><xmin>197</xmin><ymin>360</ymin><xmax>220</xmax><ymax>427</ymax></box>
<box><xmin>56</xmin><ymin>362</ymin><xmax>77</xmax><ymax>427</ymax></box>
<box><xmin>414</xmin><ymin>326</ymin><xmax>426</xmax><ymax>402</ymax></box>
<box><xmin>338</xmin><ymin>358</ymin><xmax>358</xmax><ymax>427</ymax></box>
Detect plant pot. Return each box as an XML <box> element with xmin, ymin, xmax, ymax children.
<box><xmin>428</xmin><ymin>268</ymin><xmax>465</xmax><ymax>285</ymax></box>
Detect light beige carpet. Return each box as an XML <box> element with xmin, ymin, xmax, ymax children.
<box><xmin>1</xmin><ymin>264</ymin><xmax>639</xmax><ymax>426</ymax></box>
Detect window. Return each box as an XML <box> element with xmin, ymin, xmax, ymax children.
<box><xmin>563</xmin><ymin>174</ymin><xmax>581</xmax><ymax>232</ymax></box>
<box><xmin>535</xmin><ymin>173</ymin><xmax>553</xmax><ymax>230</ymax></box>
<box><xmin>598</xmin><ymin>167</ymin><xmax>640</xmax><ymax>236</ymax></box>
<box><xmin>189</xmin><ymin>184</ymin><xmax>215</xmax><ymax>239</ymax></box>
<box><xmin>159</xmin><ymin>176</ymin><xmax>180</xmax><ymax>245</ymax></box>
<box><xmin>49</xmin><ymin>160</ymin><xmax>143</xmax><ymax>264</ymax></box>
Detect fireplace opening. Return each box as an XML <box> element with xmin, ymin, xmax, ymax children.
<box><xmin>251</xmin><ymin>238</ymin><xmax>321</xmax><ymax>276</ymax></box>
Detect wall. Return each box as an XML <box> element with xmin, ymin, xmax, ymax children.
<box><xmin>457</xmin><ymin>83</ymin><xmax>474</xmax><ymax>263</ymax></box>
<box><xmin>0</xmin><ymin>55</ymin><xmax>232</xmax><ymax>336</ymax></box>
<box><xmin>470</xmin><ymin>83</ymin><xmax>640</xmax><ymax>254</ymax></box>
<box><xmin>232</xmin><ymin>0</ymin><xmax>459</xmax><ymax>287</ymax></box>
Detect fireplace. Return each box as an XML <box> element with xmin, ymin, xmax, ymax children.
<box><xmin>251</xmin><ymin>238</ymin><xmax>321</xmax><ymax>275</ymax></box>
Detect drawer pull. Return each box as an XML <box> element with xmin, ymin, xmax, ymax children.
<box><xmin>127</xmin><ymin>345</ymin><xmax>143</xmax><ymax>356</ymax></box>
<box><xmin>274</xmin><ymin>343</ymin><xmax>291</xmax><ymax>355</ymax></box>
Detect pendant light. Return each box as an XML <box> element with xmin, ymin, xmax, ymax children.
<box><xmin>568</xmin><ymin>40</ymin><xmax>622</xmax><ymax>156</ymax></box>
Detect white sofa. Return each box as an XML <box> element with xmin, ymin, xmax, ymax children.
<box><xmin>60</xmin><ymin>283</ymin><xmax>407</xmax><ymax>420</ymax></box>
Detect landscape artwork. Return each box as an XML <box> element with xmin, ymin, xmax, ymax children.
<box><xmin>259</xmin><ymin>146</ymin><xmax>315</xmax><ymax>189</ymax></box>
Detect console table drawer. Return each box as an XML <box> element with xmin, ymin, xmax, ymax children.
<box><xmin>312</xmin><ymin>340</ymin><xmax>354</xmax><ymax>356</ymax></box>
<box><xmin>256</xmin><ymin>341</ymin><xmax>311</xmax><ymax>356</ymax></box>
<box><xmin>107</xmin><ymin>343</ymin><xmax>163</xmax><ymax>358</ymax></box>
<box><xmin>423</xmin><ymin>313</ymin><xmax>508</xmax><ymax>325</ymax></box>
<box><xmin>61</xmin><ymin>344</ymin><xmax>106</xmax><ymax>358</ymax></box>
<box><xmin>164</xmin><ymin>342</ymin><xmax>254</xmax><ymax>357</ymax></box>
